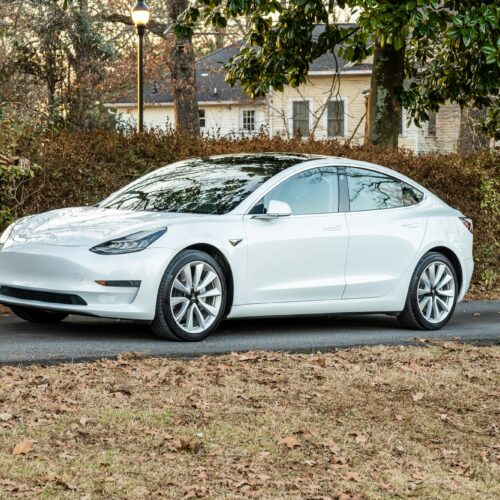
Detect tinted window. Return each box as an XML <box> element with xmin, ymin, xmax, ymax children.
<box><xmin>402</xmin><ymin>182</ymin><xmax>424</xmax><ymax>206</ymax></box>
<box><xmin>346</xmin><ymin>167</ymin><xmax>403</xmax><ymax>211</ymax></box>
<box><xmin>251</xmin><ymin>167</ymin><xmax>338</xmax><ymax>215</ymax></box>
<box><xmin>99</xmin><ymin>155</ymin><xmax>308</xmax><ymax>215</ymax></box>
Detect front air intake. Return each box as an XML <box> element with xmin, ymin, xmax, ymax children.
<box><xmin>0</xmin><ymin>286</ymin><xmax>87</xmax><ymax>306</ymax></box>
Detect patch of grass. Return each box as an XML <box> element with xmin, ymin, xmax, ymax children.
<box><xmin>97</xmin><ymin>408</ymin><xmax>173</xmax><ymax>428</ymax></box>
<box><xmin>0</xmin><ymin>344</ymin><xmax>499</xmax><ymax>498</ymax></box>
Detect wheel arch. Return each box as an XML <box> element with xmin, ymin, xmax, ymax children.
<box><xmin>184</xmin><ymin>243</ymin><xmax>234</xmax><ymax>317</ymax></box>
<box><xmin>426</xmin><ymin>246</ymin><xmax>463</xmax><ymax>293</ymax></box>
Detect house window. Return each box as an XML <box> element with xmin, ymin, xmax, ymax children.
<box><xmin>242</xmin><ymin>110</ymin><xmax>256</xmax><ymax>131</ymax></box>
<box><xmin>427</xmin><ymin>111</ymin><xmax>437</xmax><ymax>136</ymax></box>
<box><xmin>199</xmin><ymin>109</ymin><xmax>206</xmax><ymax>128</ymax></box>
<box><xmin>327</xmin><ymin>100</ymin><xmax>345</xmax><ymax>137</ymax></box>
<box><xmin>292</xmin><ymin>101</ymin><xmax>310</xmax><ymax>137</ymax></box>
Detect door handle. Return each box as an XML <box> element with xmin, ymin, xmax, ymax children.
<box><xmin>401</xmin><ymin>223</ymin><xmax>418</xmax><ymax>229</ymax></box>
<box><xmin>323</xmin><ymin>226</ymin><xmax>341</xmax><ymax>231</ymax></box>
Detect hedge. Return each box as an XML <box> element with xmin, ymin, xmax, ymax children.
<box><xmin>1</xmin><ymin>130</ymin><xmax>498</xmax><ymax>292</ymax></box>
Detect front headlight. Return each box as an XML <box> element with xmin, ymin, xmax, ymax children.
<box><xmin>90</xmin><ymin>228</ymin><xmax>167</xmax><ymax>255</ymax></box>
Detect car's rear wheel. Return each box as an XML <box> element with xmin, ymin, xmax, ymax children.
<box><xmin>150</xmin><ymin>250</ymin><xmax>227</xmax><ymax>341</ymax></box>
<box><xmin>10</xmin><ymin>305</ymin><xmax>68</xmax><ymax>324</ymax></box>
<box><xmin>398</xmin><ymin>252</ymin><xmax>458</xmax><ymax>330</ymax></box>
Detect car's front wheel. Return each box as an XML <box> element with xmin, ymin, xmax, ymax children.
<box><xmin>150</xmin><ymin>250</ymin><xmax>227</xmax><ymax>341</ymax></box>
<box><xmin>10</xmin><ymin>305</ymin><xmax>68</xmax><ymax>324</ymax></box>
<box><xmin>398</xmin><ymin>252</ymin><xmax>458</xmax><ymax>330</ymax></box>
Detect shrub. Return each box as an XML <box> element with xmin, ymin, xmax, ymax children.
<box><xmin>1</xmin><ymin>130</ymin><xmax>499</xmax><ymax>292</ymax></box>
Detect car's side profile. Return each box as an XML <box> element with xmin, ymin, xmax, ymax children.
<box><xmin>0</xmin><ymin>154</ymin><xmax>474</xmax><ymax>341</ymax></box>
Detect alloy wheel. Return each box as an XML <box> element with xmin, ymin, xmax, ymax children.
<box><xmin>417</xmin><ymin>261</ymin><xmax>456</xmax><ymax>324</ymax></box>
<box><xmin>169</xmin><ymin>260</ymin><xmax>223</xmax><ymax>333</ymax></box>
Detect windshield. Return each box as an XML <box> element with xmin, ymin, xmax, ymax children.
<box><xmin>99</xmin><ymin>155</ymin><xmax>311</xmax><ymax>214</ymax></box>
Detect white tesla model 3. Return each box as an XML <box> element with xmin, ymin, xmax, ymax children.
<box><xmin>0</xmin><ymin>154</ymin><xmax>473</xmax><ymax>341</ymax></box>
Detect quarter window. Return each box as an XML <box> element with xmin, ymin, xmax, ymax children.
<box><xmin>292</xmin><ymin>101</ymin><xmax>310</xmax><ymax>137</ymax></box>
<box><xmin>327</xmin><ymin>100</ymin><xmax>345</xmax><ymax>137</ymax></box>
<box><xmin>402</xmin><ymin>182</ymin><xmax>424</xmax><ymax>206</ymax></box>
<box><xmin>346</xmin><ymin>167</ymin><xmax>403</xmax><ymax>211</ymax></box>
<box><xmin>242</xmin><ymin>110</ymin><xmax>256</xmax><ymax>131</ymax></box>
<box><xmin>250</xmin><ymin>167</ymin><xmax>339</xmax><ymax>215</ymax></box>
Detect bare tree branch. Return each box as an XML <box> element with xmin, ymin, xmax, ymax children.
<box><xmin>101</xmin><ymin>13</ymin><xmax>170</xmax><ymax>39</ymax></box>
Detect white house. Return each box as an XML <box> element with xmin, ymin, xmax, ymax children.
<box><xmin>108</xmin><ymin>25</ymin><xmax>464</xmax><ymax>153</ymax></box>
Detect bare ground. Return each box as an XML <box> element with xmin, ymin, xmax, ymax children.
<box><xmin>0</xmin><ymin>343</ymin><xmax>499</xmax><ymax>499</ymax></box>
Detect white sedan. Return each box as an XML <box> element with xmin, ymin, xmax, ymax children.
<box><xmin>0</xmin><ymin>154</ymin><xmax>473</xmax><ymax>341</ymax></box>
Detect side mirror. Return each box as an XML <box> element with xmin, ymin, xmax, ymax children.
<box><xmin>252</xmin><ymin>200</ymin><xmax>292</xmax><ymax>219</ymax></box>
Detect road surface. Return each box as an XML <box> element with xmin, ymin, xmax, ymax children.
<box><xmin>0</xmin><ymin>301</ymin><xmax>498</xmax><ymax>365</ymax></box>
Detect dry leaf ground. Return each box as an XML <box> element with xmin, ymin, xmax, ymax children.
<box><xmin>0</xmin><ymin>344</ymin><xmax>498</xmax><ymax>499</ymax></box>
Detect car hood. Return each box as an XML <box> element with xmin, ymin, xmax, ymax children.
<box><xmin>4</xmin><ymin>207</ymin><xmax>206</xmax><ymax>248</ymax></box>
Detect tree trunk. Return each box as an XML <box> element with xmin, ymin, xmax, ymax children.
<box><xmin>366</xmin><ymin>43</ymin><xmax>404</xmax><ymax>148</ymax></box>
<box><xmin>458</xmin><ymin>108</ymin><xmax>489</xmax><ymax>152</ymax></box>
<box><xmin>167</xmin><ymin>0</ymin><xmax>199</xmax><ymax>135</ymax></box>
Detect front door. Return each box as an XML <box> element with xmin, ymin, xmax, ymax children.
<box><xmin>244</xmin><ymin>167</ymin><xmax>349</xmax><ymax>304</ymax></box>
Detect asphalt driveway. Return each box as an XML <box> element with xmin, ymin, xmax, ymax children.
<box><xmin>0</xmin><ymin>300</ymin><xmax>498</xmax><ymax>365</ymax></box>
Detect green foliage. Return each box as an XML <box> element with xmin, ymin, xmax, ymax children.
<box><xmin>0</xmin><ymin>111</ymin><xmax>39</xmax><ymax>227</ymax></box>
<box><xmin>0</xmin><ymin>130</ymin><xmax>498</xmax><ymax>292</ymax></box>
<box><xmin>477</xmin><ymin>177</ymin><xmax>500</xmax><ymax>290</ymax></box>
<box><xmin>176</xmin><ymin>0</ymin><xmax>500</xmax><ymax>137</ymax></box>
<box><xmin>402</xmin><ymin>2</ymin><xmax>500</xmax><ymax>139</ymax></box>
<box><xmin>2</xmin><ymin>0</ymin><xmax>118</xmax><ymax>131</ymax></box>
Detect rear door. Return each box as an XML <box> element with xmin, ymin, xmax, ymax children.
<box><xmin>342</xmin><ymin>167</ymin><xmax>427</xmax><ymax>299</ymax></box>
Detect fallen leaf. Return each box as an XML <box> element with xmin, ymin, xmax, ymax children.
<box><xmin>339</xmin><ymin>494</ymin><xmax>353</xmax><ymax>500</ymax></box>
<box><xmin>169</xmin><ymin>437</ymin><xmax>203</xmax><ymax>453</ymax></box>
<box><xmin>330</xmin><ymin>456</ymin><xmax>348</xmax><ymax>468</ymax></box>
<box><xmin>313</xmin><ymin>357</ymin><xmax>326</xmax><ymax>368</ymax></box>
<box><xmin>412</xmin><ymin>392</ymin><xmax>424</xmax><ymax>402</ymax></box>
<box><xmin>323</xmin><ymin>440</ymin><xmax>340</xmax><ymax>453</ymax></box>
<box><xmin>0</xmin><ymin>413</ymin><xmax>13</xmax><ymax>421</ymax></box>
<box><xmin>39</xmin><ymin>475</ymin><xmax>57</xmax><ymax>483</ymax></box>
<box><xmin>55</xmin><ymin>479</ymin><xmax>78</xmax><ymax>491</ymax></box>
<box><xmin>344</xmin><ymin>471</ymin><xmax>361</xmax><ymax>482</ymax></box>
<box><xmin>278</xmin><ymin>436</ymin><xmax>300</xmax><ymax>449</ymax></box>
<box><xmin>348</xmin><ymin>431</ymin><xmax>367</xmax><ymax>444</ymax></box>
<box><xmin>12</xmin><ymin>439</ymin><xmax>33</xmax><ymax>456</ymax></box>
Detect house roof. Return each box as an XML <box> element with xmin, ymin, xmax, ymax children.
<box><xmin>113</xmin><ymin>24</ymin><xmax>371</xmax><ymax>106</ymax></box>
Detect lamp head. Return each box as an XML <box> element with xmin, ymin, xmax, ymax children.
<box><xmin>131</xmin><ymin>0</ymin><xmax>150</xmax><ymax>27</ymax></box>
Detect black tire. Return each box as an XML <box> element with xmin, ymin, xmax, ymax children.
<box><xmin>398</xmin><ymin>252</ymin><xmax>458</xmax><ymax>330</ymax></box>
<box><xmin>10</xmin><ymin>305</ymin><xmax>68</xmax><ymax>324</ymax></box>
<box><xmin>150</xmin><ymin>250</ymin><xmax>227</xmax><ymax>341</ymax></box>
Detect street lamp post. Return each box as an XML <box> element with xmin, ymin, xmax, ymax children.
<box><xmin>131</xmin><ymin>1</ymin><xmax>150</xmax><ymax>132</ymax></box>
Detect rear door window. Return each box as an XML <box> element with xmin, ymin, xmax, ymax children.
<box><xmin>346</xmin><ymin>167</ymin><xmax>404</xmax><ymax>211</ymax></box>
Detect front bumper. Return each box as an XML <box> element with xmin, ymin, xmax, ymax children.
<box><xmin>0</xmin><ymin>244</ymin><xmax>174</xmax><ymax>320</ymax></box>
